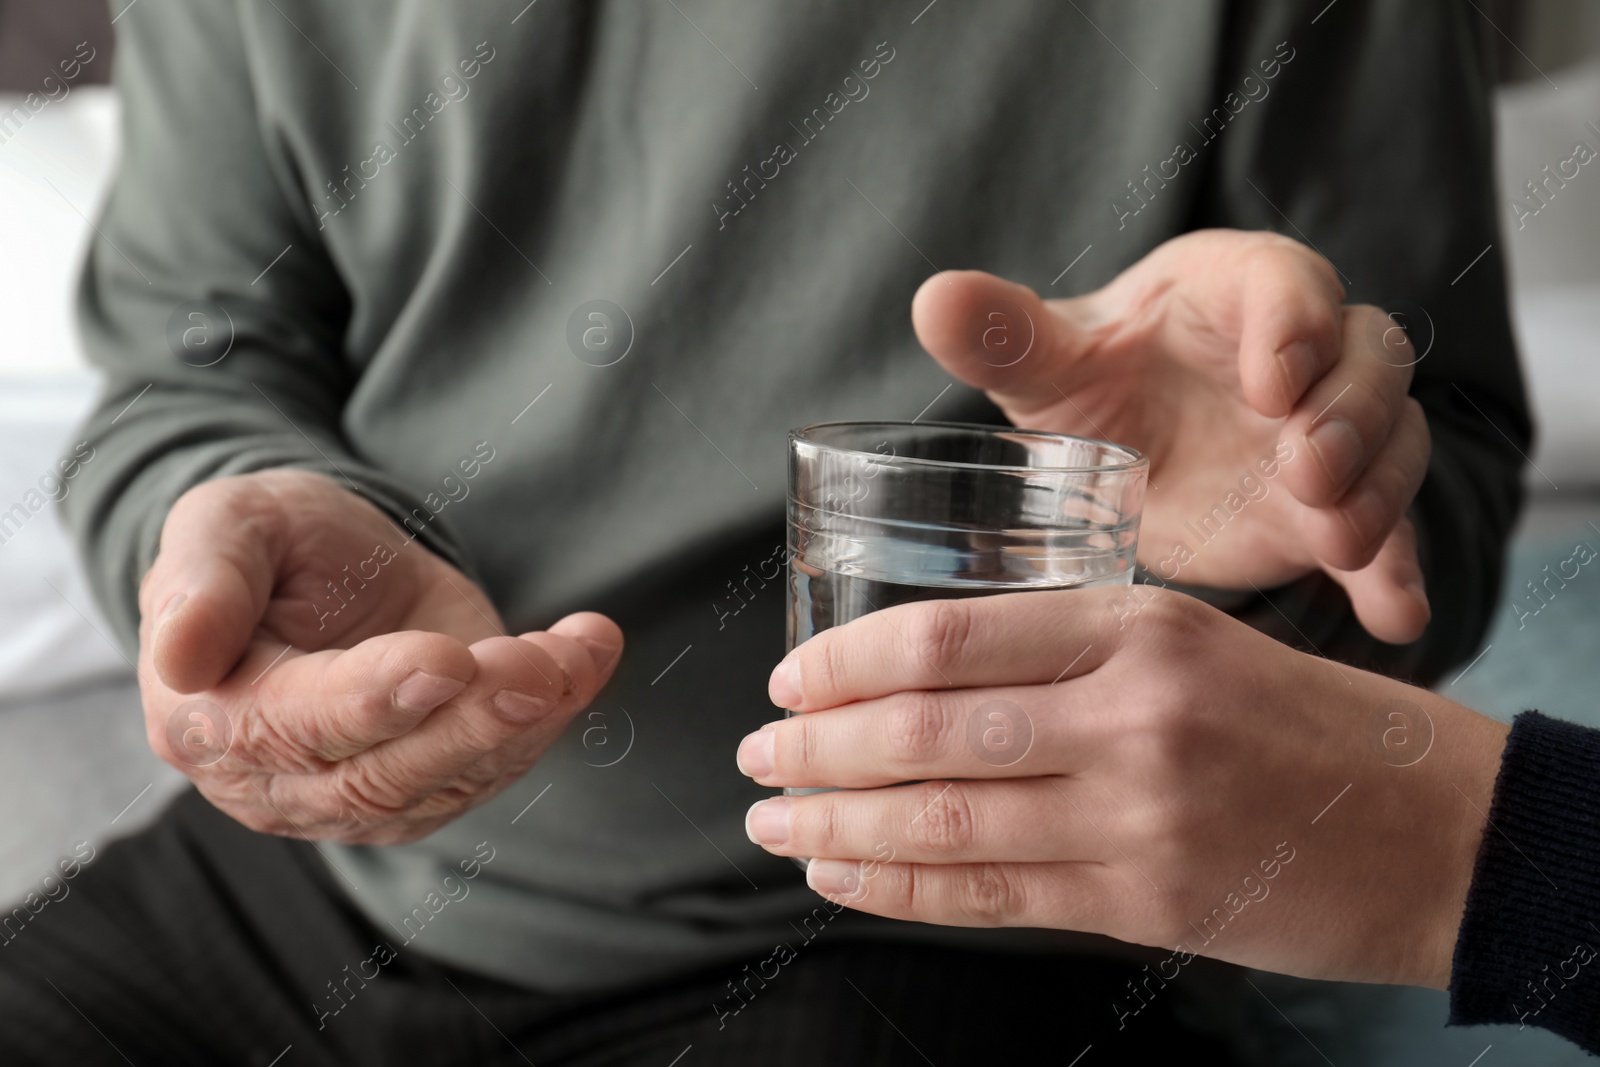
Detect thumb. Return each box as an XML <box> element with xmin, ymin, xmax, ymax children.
<box><xmin>140</xmin><ymin>478</ymin><xmax>284</xmax><ymax>694</ymax></box>
<box><xmin>911</xmin><ymin>270</ymin><xmax>1082</xmax><ymax>419</ymax></box>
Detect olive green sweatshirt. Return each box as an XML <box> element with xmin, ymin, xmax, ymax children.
<box><xmin>68</xmin><ymin>0</ymin><xmax>1528</xmax><ymax>994</ymax></box>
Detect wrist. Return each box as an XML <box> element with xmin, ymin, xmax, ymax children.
<box><xmin>1415</xmin><ymin>702</ymin><xmax>1509</xmax><ymax>989</ymax></box>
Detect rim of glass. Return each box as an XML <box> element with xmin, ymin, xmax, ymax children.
<box><xmin>790</xmin><ymin>420</ymin><xmax>1148</xmax><ymax>475</ymax></box>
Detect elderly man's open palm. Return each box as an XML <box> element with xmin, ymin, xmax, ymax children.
<box><xmin>139</xmin><ymin>470</ymin><xmax>623</xmax><ymax>845</ymax></box>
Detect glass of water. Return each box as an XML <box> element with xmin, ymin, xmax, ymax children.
<box><xmin>784</xmin><ymin>420</ymin><xmax>1147</xmax><ymax>806</ymax></box>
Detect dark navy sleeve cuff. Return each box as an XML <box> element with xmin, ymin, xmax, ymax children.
<box><xmin>1449</xmin><ymin>711</ymin><xmax>1600</xmax><ymax>1053</ymax></box>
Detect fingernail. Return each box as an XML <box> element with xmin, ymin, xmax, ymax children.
<box><xmin>394</xmin><ymin>670</ymin><xmax>467</xmax><ymax>714</ymax></box>
<box><xmin>745</xmin><ymin>797</ymin><xmax>791</xmax><ymax>846</ymax></box>
<box><xmin>768</xmin><ymin>652</ymin><xmax>801</xmax><ymax>708</ymax></box>
<box><xmin>737</xmin><ymin>728</ymin><xmax>775</xmax><ymax>778</ymax></box>
<box><xmin>806</xmin><ymin>858</ymin><xmax>860</xmax><ymax>898</ymax></box>
<box><xmin>1305</xmin><ymin>417</ymin><xmax>1362</xmax><ymax>484</ymax></box>
<box><xmin>573</xmin><ymin>633</ymin><xmax>622</xmax><ymax>672</ymax></box>
<box><xmin>160</xmin><ymin>592</ymin><xmax>187</xmax><ymax>620</ymax></box>
<box><xmin>491</xmin><ymin>690</ymin><xmax>556</xmax><ymax>725</ymax></box>
<box><xmin>1276</xmin><ymin>340</ymin><xmax>1319</xmax><ymax>394</ymax></box>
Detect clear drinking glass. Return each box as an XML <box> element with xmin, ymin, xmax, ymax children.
<box><xmin>784</xmin><ymin>420</ymin><xmax>1147</xmax><ymax>815</ymax></box>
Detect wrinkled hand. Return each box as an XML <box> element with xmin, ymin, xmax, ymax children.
<box><xmin>738</xmin><ymin>588</ymin><xmax>1507</xmax><ymax>988</ymax></box>
<box><xmin>912</xmin><ymin>229</ymin><xmax>1431</xmax><ymax>643</ymax></box>
<box><xmin>139</xmin><ymin>470</ymin><xmax>622</xmax><ymax>844</ymax></box>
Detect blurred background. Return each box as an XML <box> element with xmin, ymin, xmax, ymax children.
<box><xmin>1</xmin><ymin>1</ymin><xmax>1597</xmax><ymax>1063</ymax></box>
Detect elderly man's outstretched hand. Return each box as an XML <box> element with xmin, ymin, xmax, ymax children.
<box><xmin>138</xmin><ymin>470</ymin><xmax>622</xmax><ymax>844</ymax></box>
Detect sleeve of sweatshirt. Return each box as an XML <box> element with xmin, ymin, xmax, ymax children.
<box><xmin>1169</xmin><ymin>0</ymin><xmax>1532</xmax><ymax>687</ymax></box>
<box><xmin>61</xmin><ymin>1</ymin><xmax>474</xmax><ymax>652</ymax></box>
<box><xmin>1449</xmin><ymin>712</ymin><xmax>1600</xmax><ymax>1054</ymax></box>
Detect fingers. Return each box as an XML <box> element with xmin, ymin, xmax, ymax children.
<box><xmin>1325</xmin><ymin>517</ymin><xmax>1431</xmax><ymax>645</ymax></box>
<box><xmin>1257</xmin><ymin>297</ymin><xmax>1428</xmax><ymax>643</ymax></box>
<box><xmin>142</xmin><ymin>477</ymin><xmax>287</xmax><ymax>693</ymax></box>
<box><xmin>159</xmin><ymin>605</ymin><xmax>622</xmax><ymax>841</ymax></box>
<box><xmin>1234</xmin><ymin>242</ymin><xmax>1346</xmax><ymax>417</ymax></box>
<box><xmin>740</xmin><ymin>686</ymin><xmax>1089</xmax><ymax>788</ymax></box>
<box><xmin>243</xmin><ymin>631</ymin><xmax>478</xmax><ymax>765</ymax></box>
<box><xmin>913</xmin><ymin>234</ymin><xmax>1349</xmax><ymax>428</ymax></box>
<box><xmin>1301</xmin><ymin>398</ymin><xmax>1431</xmax><ymax>574</ymax></box>
<box><xmin>745</xmin><ymin>778</ymin><xmax>1099</xmax><ymax>864</ymax></box>
<box><xmin>1279</xmin><ymin>306</ymin><xmax>1416</xmax><ymax>509</ymax></box>
<box><xmin>805</xmin><ymin>856</ymin><xmax>1103</xmax><ymax>931</ymax></box>
<box><xmin>302</xmin><ymin>624</ymin><xmax>610</xmax><ymax>817</ymax></box>
<box><xmin>547</xmin><ymin>611</ymin><xmax>624</xmax><ymax>683</ymax></box>
<box><xmin>768</xmin><ymin>589</ymin><xmax>1115</xmax><ymax>711</ymax></box>
<box><xmin>910</xmin><ymin>271</ymin><xmax>1067</xmax><ymax>418</ymax></box>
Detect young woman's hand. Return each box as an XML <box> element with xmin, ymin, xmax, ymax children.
<box><xmin>739</xmin><ymin>585</ymin><xmax>1506</xmax><ymax>988</ymax></box>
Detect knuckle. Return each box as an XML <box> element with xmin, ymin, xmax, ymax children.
<box><xmin>955</xmin><ymin>863</ymin><xmax>1025</xmax><ymax>926</ymax></box>
<box><xmin>411</xmin><ymin>766</ymin><xmax>512</xmax><ymax>827</ymax></box>
<box><xmin>332</xmin><ymin>760</ymin><xmax>414</xmax><ymax>821</ymax></box>
<box><xmin>782</xmin><ymin>717</ymin><xmax>820</xmax><ymax>779</ymax></box>
<box><xmin>175</xmin><ymin>473</ymin><xmax>259</xmax><ymax>524</ymax></box>
<box><xmin>1341</xmin><ymin>376</ymin><xmax>1395</xmax><ymax>432</ymax></box>
<box><xmin>905</xmin><ymin>782</ymin><xmax>976</xmax><ymax>856</ymax></box>
<box><xmin>1129</xmin><ymin>690</ymin><xmax>1203</xmax><ymax>758</ymax></box>
<box><xmin>1121</xmin><ymin>706</ymin><xmax>1168</xmax><ymax>765</ymax></box>
<box><xmin>232</xmin><ymin>707</ymin><xmax>326</xmax><ymax>773</ymax></box>
<box><xmin>883</xmin><ymin>692</ymin><xmax>952</xmax><ymax>771</ymax></box>
<box><xmin>1307</xmin><ymin>297</ymin><xmax>1340</xmax><ymax>332</ymax></box>
<box><xmin>1122</xmin><ymin>586</ymin><xmax>1203</xmax><ymax>655</ymax></box>
<box><xmin>771</xmin><ymin>713</ymin><xmax>819</xmax><ymax>780</ymax></box>
<box><xmin>1245</xmin><ymin>231</ymin><xmax>1299</xmax><ymax>260</ymax></box>
<box><xmin>807</xmin><ymin>794</ymin><xmax>844</xmax><ymax>853</ymax></box>
<box><xmin>873</xmin><ymin>858</ymin><xmax>917</xmax><ymax>911</ymax></box>
<box><xmin>1273</xmin><ymin>234</ymin><xmax>1342</xmax><ymax>295</ymax></box>
<box><xmin>1332</xmin><ymin>505</ymin><xmax>1384</xmax><ymax>567</ymax></box>
<box><xmin>168</xmin><ymin>475</ymin><xmax>226</xmax><ymax>515</ymax></box>
<box><xmin>1260</xmin><ymin>230</ymin><xmax>1301</xmax><ymax>254</ymax></box>
<box><xmin>1341</xmin><ymin>478</ymin><xmax>1402</xmax><ymax>552</ymax></box>
<box><xmin>908</xmin><ymin>599</ymin><xmax>972</xmax><ymax>676</ymax></box>
<box><xmin>1295</xmin><ymin>300</ymin><xmax>1340</xmax><ymax>344</ymax></box>
<box><xmin>807</xmin><ymin>635</ymin><xmax>847</xmax><ymax>704</ymax></box>
<box><xmin>337</xmin><ymin>691</ymin><xmax>401</xmax><ymax>747</ymax></box>
<box><xmin>1122</xmin><ymin>797</ymin><xmax>1186</xmax><ymax>859</ymax></box>
<box><xmin>1248</xmin><ymin>232</ymin><xmax>1314</xmax><ymax>277</ymax></box>
<box><xmin>1354</xmin><ymin>304</ymin><xmax>1417</xmax><ymax>372</ymax></box>
<box><xmin>1370</xmin><ymin>449</ymin><xmax>1414</xmax><ymax>501</ymax></box>
<box><xmin>1105</xmin><ymin>583</ymin><xmax>1161</xmax><ymax>635</ymax></box>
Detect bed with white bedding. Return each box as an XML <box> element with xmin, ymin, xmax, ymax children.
<box><xmin>0</xmin><ymin>86</ymin><xmax>184</xmax><ymax>911</ymax></box>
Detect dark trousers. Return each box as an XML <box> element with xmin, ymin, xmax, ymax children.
<box><xmin>0</xmin><ymin>790</ymin><xmax>1230</xmax><ymax>1065</ymax></box>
